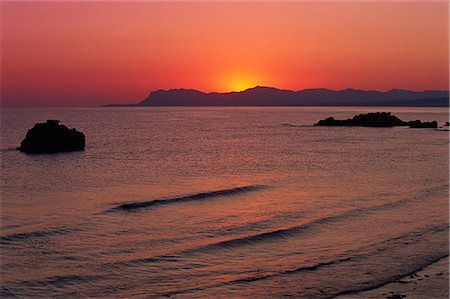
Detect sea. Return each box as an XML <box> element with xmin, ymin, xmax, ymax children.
<box><xmin>0</xmin><ymin>106</ymin><xmax>448</xmax><ymax>298</ymax></box>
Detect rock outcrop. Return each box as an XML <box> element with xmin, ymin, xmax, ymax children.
<box><xmin>407</xmin><ymin>120</ymin><xmax>438</xmax><ymax>128</ymax></box>
<box><xmin>314</xmin><ymin>112</ymin><xmax>438</xmax><ymax>128</ymax></box>
<box><xmin>314</xmin><ymin>112</ymin><xmax>405</xmax><ymax>127</ymax></box>
<box><xmin>19</xmin><ymin>120</ymin><xmax>85</xmax><ymax>154</ymax></box>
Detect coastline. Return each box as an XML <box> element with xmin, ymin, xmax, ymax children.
<box><xmin>336</xmin><ymin>256</ymin><xmax>449</xmax><ymax>299</ymax></box>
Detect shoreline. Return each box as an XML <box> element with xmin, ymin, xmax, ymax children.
<box><xmin>335</xmin><ymin>256</ymin><xmax>449</xmax><ymax>299</ymax></box>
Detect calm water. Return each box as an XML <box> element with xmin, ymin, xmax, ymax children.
<box><xmin>1</xmin><ymin>107</ymin><xmax>449</xmax><ymax>298</ymax></box>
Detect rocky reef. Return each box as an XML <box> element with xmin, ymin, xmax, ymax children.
<box><xmin>407</xmin><ymin>120</ymin><xmax>438</xmax><ymax>128</ymax></box>
<box><xmin>19</xmin><ymin>120</ymin><xmax>85</xmax><ymax>154</ymax></box>
<box><xmin>314</xmin><ymin>112</ymin><xmax>404</xmax><ymax>127</ymax></box>
<box><xmin>314</xmin><ymin>112</ymin><xmax>438</xmax><ymax>128</ymax></box>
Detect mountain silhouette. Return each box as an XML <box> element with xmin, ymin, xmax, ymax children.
<box><xmin>105</xmin><ymin>86</ymin><xmax>449</xmax><ymax>107</ymax></box>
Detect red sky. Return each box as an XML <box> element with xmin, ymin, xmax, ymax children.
<box><xmin>1</xmin><ymin>1</ymin><xmax>449</xmax><ymax>107</ymax></box>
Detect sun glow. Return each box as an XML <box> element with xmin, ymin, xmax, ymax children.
<box><xmin>226</xmin><ymin>75</ymin><xmax>258</xmax><ymax>92</ymax></box>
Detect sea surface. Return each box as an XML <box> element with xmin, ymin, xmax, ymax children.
<box><xmin>1</xmin><ymin>107</ymin><xmax>449</xmax><ymax>298</ymax></box>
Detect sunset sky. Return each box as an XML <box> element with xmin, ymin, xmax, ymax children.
<box><xmin>1</xmin><ymin>1</ymin><xmax>448</xmax><ymax>107</ymax></box>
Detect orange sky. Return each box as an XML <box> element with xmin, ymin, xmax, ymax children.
<box><xmin>1</xmin><ymin>1</ymin><xmax>449</xmax><ymax>107</ymax></box>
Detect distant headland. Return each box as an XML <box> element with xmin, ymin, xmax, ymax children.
<box><xmin>105</xmin><ymin>86</ymin><xmax>449</xmax><ymax>107</ymax></box>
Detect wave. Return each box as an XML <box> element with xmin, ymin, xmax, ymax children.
<box><xmin>0</xmin><ymin>227</ymin><xmax>76</xmax><ymax>245</ymax></box>
<box><xmin>174</xmin><ymin>201</ymin><xmax>417</xmax><ymax>253</ymax></box>
<box><xmin>3</xmin><ymin>274</ymin><xmax>106</xmax><ymax>297</ymax></box>
<box><xmin>233</xmin><ymin>257</ymin><xmax>353</xmax><ymax>283</ymax></box>
<box><xmin>20</xmin><ymin>274</ymin><xmax>104</xmax><ymax>287</ymax></box>
<box><xmin>155</xmin><ymin>224</ymin><xmax>449</xmax><ymax>298</ymax></box>
<box><xmin>110</xmin><ymin>185</ymin><xmax>267</xmax><ymax>211</ymax></box>
<box><xmin>190</xmin><ymin>185</ymin><xmax>447</xmax><ymax>253</ymax></box>
<box><xmin>331</xmin><ymin>254</ymin><xmax>449</xmax><ymax>298</ymax></box>
<box><xmin>128</xmin><ymin>206</ymin><xmax>390</xmax><ymax>264</ymax></box>
<box><xmin>0</xmin><ymin>147</ymin><xmax>19</xmax><ymax>152</ymax></box>
<box><xmin>229</xmin><ymin>224</ymin><xmax>449</xmax><ymax>291</ymax></box>
<box><xmin>128</xmin><ymin>186</ymin><xmax>446</xmax><ymax>264</ymax></box>
<box><xmin>156</xmin><ymin>256</ymin><xmax>353</xmax><ymax>297</ymax></box>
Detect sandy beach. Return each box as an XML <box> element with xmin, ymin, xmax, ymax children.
<box><xmin>337</xmin><ymin>256</ymin><xmax>449</xmax><ymax>299</ymax></box>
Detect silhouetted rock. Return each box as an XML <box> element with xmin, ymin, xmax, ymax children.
<box><xmin>314</xmin><ymin>112</ymin><xmax>406</xmax><ymax>127</ymax></box>
<box><xmin>407</xmin><ymin>120</ymin><xmax>438</xmax><ymax>128</ymax></box>
<box><xmin>315</xmin><ymin>112</ymin><xmax>439</xmax><ymax>129</ymax></box>
<box><xmin>445</xmin><ymin>121</ymin><xmax>449</xmax><ymax>126</ymax></box>
<box><xmin>314</xmin><ymin>117</ymin><xmax>346</xmax><ymax>126</ymax></box>
<box><xmin>19</xmin><ymin>120</ymin><xmax>85</xmax><ymax>154</ymax></box>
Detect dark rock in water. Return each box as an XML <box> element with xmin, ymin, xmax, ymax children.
<box><xmin>314</xmin><ymin>112</ymin><xmax>405</xmax><ymax>127</ymax></box>
<box><xmin>315</xmin><ymin>112</ymin><xmax>439</xmax><ymax>129</ymax></box>
<box><xmin>407</xmin><ymin>120</ymin><xmax>438</xmax><ymax>128</ymax></box>
<box><xmin>19</xmin><ymin>120</ymin><xmax>85</xmax><ymax>154</ymax></box>
<box><xmin>314</xmin><ymin>117</ymin><xmax>344</xmax><ymax>126</ymax></box>
<box><xmin>445</xmin><ymin>121</ymin><xmax>449</xmax><ymax>126</ymax></box>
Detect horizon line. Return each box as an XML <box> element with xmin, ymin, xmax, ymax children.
<box><xmin>1</xmin><ymin>86</ymin><xmax>448</xmax><ymax>108</ymax></box>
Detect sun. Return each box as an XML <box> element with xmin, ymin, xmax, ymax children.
<box><xmin>225</xmin><ymin>75</ymin><xmax>257</xmax><ymax>92</ymax></box>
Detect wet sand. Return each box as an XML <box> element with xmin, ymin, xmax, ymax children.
<box><xmin>336</xmin><ymin>256</ymin><xmax>449</xmax><ymax>299</ymax></box>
